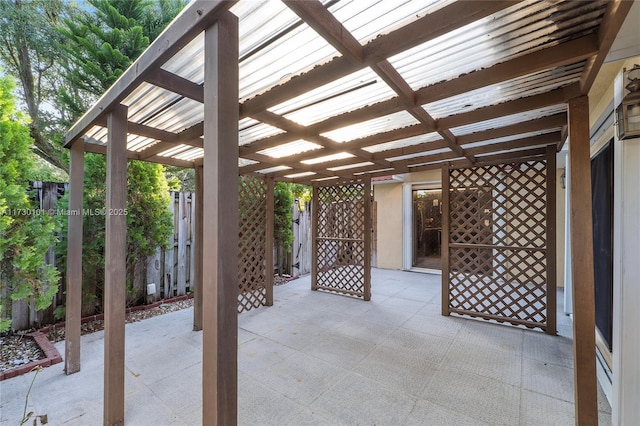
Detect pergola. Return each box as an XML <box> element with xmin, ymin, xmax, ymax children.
<box><xmin>62</xmin><ymin>1</ymin><xmax>632</xmax><ymax>425</ymax></box>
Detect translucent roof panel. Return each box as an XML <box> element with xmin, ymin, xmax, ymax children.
<box><xmin>232</xmin><ymin>2</ymin><xmax>340</xmax><ymax>101</ymax></box>
<box><xmin>327</xmin><ymin>162</ymin><xmax>374</xmax><ymax>171</ymax></box>
<box><xmin>301</xmin><ymin>152</ymin><xmax>355</xmax><ymax>165</ymax></box>
<box><xmin>451</xmin><ymin>105</ymin><xmax>567</xmax><ymax>135</ymax></box>
<box><xmin>256</xmin><ymin>165</ymin><xmax>292</xmax><ymax>174</ymax></box>
<box><xmin>257</xmin><ymin>140</ymin><xmax>322</xmax><ymax>158</ymax></box>
<box><xmin>423</xmin><ymin>62</ymin><xmax>584</xmax><ymax>119</ymax></box>
<box><xmin>239</xmin><ymin>158</ymin><xmax>259</xmax><ymax>167</ymax></box>
<box><xmin>387</xmin><ymin>147</ymin><xmax>451</xmax><ymax>162</ymax></box>
<box><xmin>161</xmin><ymin>32</ymin><xmax>204</xmax><ymax>84</ymax></box>
<box><xmin>321</xmin><ymin>111</ymin><xmax>419</xmax><ymax>142</ymax></box>
<box><xmin>463</xmin><ymin>129</ymin><xmax>562</xmax><ymax>149</ymax></box>
<box><xmin>363</xmin><ymin>132</ymin><xmax>441</xmax><ymax>153</ymax></box>
<box><xmin>127</xmin><ymin>135</ymin><xmax>157</xmax><ymax>152</ymax></box>
<box><xmin>284</xmin><ymin>171</ymin><xmax>317</xmax><ymax>179</ymax></box>
<box><xmin>270</xmin><ymin>67</ymin><xmax>396</xmax><ymax>126</ymax></box>
<box><xmin>142</xmin><ymin>97</ymin><xmax>203</xmax><ymax>134</ymax></box>
<box><xmin>389</xmin><ymin>0</ymin><xmax>606</xmax><ymax>91</ymax></box>
<box><xmin>329</xmin><ymin>0</ymin><xmax>451</xmax><ymax>45</ymax></box>
<box><xmin>174</xmin><ymin>147</ymin><xmax>204</xmax><ymax>161</ymax></box>
<box><xmin>158</xmin><ymin>144</ymin><xmax>192</xmax><ymax>157</ymax></box>
<box><xmin>239</xmin><ymin>118</ymin><xmax>285</xmax><ymax>146</ymax></box>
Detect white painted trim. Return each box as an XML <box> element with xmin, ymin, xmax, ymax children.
<box><xmin>402</xmin><ymin>180</ymin><xmax>441</xmax><ymax>273</ymax></box>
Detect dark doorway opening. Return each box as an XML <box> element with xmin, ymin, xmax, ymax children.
<box><xmin>412</xmin><ymin>188</ymin><xmax>442</xmax><ymax>270</ymax></box>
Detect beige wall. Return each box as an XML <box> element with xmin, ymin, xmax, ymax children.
<box><xmin>373</xmin><ymin>183</ymin><xmax>403</xmax><ymax>269</ymax></box>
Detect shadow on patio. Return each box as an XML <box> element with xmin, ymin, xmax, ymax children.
<box><xmin>0</xmin><ymin>269</ymin><xmax>611</xmax><ymax>425</ymax></box>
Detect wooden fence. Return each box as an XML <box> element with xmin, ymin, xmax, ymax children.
<box><xmin>5</xmin><ymin>183</ymin><xmax>316</xmax><ymax>329</ymax></box>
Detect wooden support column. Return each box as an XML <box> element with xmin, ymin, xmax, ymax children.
<box><xmin>104</xmin><ymin>104</ymin><xmax>128</xmax><ymax>426</ymax></box>
<box><xmin>64</xmin><ymin>140</ymin><xmax>84</xmax><ymax>375</ymax></box>
<box><xmin>441</xmin><ymin>163</ymin><xmax>451</xmax><ymax>316</ymax></box>
<box><xmin>545</xmin><ymin>144</ymin><xmax>557</xmax><ymax>335</ymax></box>
<box><xmin>363</xmin><ymin>176</ymin><xmax>372</xmax><ymax>301</ymax></box>
<box><xmin>567</xmin><ymin>95</ymin><xmax>598</xmax><ymax>425</ymax></box>
<box><xmin>265</xmin><ymin>177</ymin><xmax>275</xmax><ymax>306</ymax></box>
<box><xmin>202</xmin><ymin>12</ymin><xmax>239</xmax><ymax>426</ymax></box>
<box><xmin>193</xmin><ymin>164</ymin><xmax>203</xmax><ymax>331</ymax></box>
<box><xmin>311</xmin><ymin>185</ymin><xmax>318</xmax><ymax>291</ymax></box>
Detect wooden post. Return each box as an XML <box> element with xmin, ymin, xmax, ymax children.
<box><xmin>265</xmin><ymin>177</ymin><xmax>275</xmax><ymax>306</ymax></box>
<box><xmin>363</xmin><ymin>176</ymin><xmax>372</xmax><ymax>301</ymax></box>
<box><xmin>545</xmin><ymin>144</ymin><xmax>557</xmax><ymax>335</ymax></box>
<box><xmin>311</xmin><ymin>184</ymin><xmax>318</xmax><ymax>291</ymax></box>
<box><xmin>104</xmin><ymin>103</ymin><xmax>128</xmax><ymax>426</ymax></box>
<box><xmin>193</xmin><ymin>164</ymin><xmax>203</xmax><ymax>331</ymax></box>
<box><xmin>202</xmin><ymin>12</ymin><xmax>239</xmax><ymax>426</ymax></box>
<box><xmin>65</xmin><ymin>140</ymin><xmax>84</xmax><ymax>375</ymax></box>
<box><xmin>567</xmin><ymin>95</ymin><xmax>598</xmax><ymax>425</ymax></box>
<box><xmin>441</xmin><ymin>163</ymin><xmax>451</xmax><ymax>316</ymax></box>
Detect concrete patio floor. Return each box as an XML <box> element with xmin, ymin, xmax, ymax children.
<box><xmin>0</xmin><ymin>269</ymin><xmax>611</xmax><ymax>425</ymax></box>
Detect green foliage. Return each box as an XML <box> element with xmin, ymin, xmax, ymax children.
<box><xmin>0</xmin><ymin>77</ymin><xmax>59</xmax><ymax>330</ymax></box>
<box><xmin>291</xmin><ymin>183</ymin><xmax>312</xmax><ymax>210</ymax></box>
<box><xmin>274</xmin><ymin>182</ymin><xmax>294</xmax><ymax>252</ymax></box>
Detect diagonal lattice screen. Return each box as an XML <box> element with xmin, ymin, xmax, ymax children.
<box><xmin>444</xmin><ymin>158</ymin><xmax>555</xmax><ymax>332</ymax></box>
<box><xmin>312</xmin><ymin>178</ymin><xmax>371</xmax><ymax>299</ymax></box>
<box><xmin>238</xmin><ymin>176</ymin><xmax>268</xmax><ymax>312</ymax></box>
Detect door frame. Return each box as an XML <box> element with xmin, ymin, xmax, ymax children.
<box><xmin>402</xmin><ymin>180</ymin><xmax>442</xmax><ymax>273</ymax></box>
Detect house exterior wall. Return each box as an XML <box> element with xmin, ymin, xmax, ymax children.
<box><xmin>372</xmin><ymin>183</ymin><xmax>403</xmax><ymax>269</ymax></box>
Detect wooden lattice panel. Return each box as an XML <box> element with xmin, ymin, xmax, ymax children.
<box><xmin>238</xmin><ymin>176</ymin><xmax>267</xmax><ymax>313</ymax></box>
<box><xmin>312</xmin><ymin>178</ymin><xmax>371</xmax><ymax>299</ymax></box>
<box><xmin>445</xmin><ymin>159</ymin><xmax>554</xmax><ymax>331</ymax></box>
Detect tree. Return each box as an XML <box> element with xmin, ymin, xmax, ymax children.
<box><xmin>0</xmin><ymin>0</ymin><xmax>72</xmax><ymax>172</ymax></box>
<box><xmin>274</xmin><ymin>182</ymin><xmax>294</xmax><ymax>275</ymax></box>
<box><xmin>0</xmin><ymin>76</ymin><xmax>59</xmax><ymax>331</ymax></box>
<box><xmin>54</xmin><ymin>0</ymin><xmax>185</xmax><ymax>312</ymax></box>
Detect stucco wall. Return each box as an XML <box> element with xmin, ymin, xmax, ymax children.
<box><xmin>373</xmin><ymin>183</ymin><xmax>403</xmax><ymax>269</ymax></box>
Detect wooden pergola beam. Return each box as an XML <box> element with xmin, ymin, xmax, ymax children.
<box><xmin>83</xmin><ymin>142</ymin><xmax>196</xmax><ymax>168</ymax></box>
<box><xmin>242</xmin><ymin>0</ymin><xmax>520</xmax><ymax>116</ymax></box>
<box><xmin>65</xmin><ymin>0</ymin><xmax>235</xmax><ymax>147</ymax></box>
<box><xmin>415</xmin><ymin>34</ymin><xmax>599</xmax><ymax>105</ymax></box>
<box><xmin>145</xmin><ymin>68</ymin><xmax>204</xmax><ymax>103</ymax></box>
<box><xmin>579</xmin><ymin>0</ymin><xmax>634</xmax><ymax>94</ymax></box>
<box><xmin>456</xmin><ymin>113</ymin><xmax>567</xmax><ymax>146</ymax></box>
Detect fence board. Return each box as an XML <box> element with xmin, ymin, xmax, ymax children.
<box><xmin>164</xmin><ymin>194</ymin><xmax>176</xmax><ymax>298</ymax></box>
<box><xmin>176</xmin><ymin>192</ymin><xmax>189</xmax><ymax>296</ymax></box>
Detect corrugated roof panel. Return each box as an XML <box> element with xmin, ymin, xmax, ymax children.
<box><xmin>463</xmin><ymin>129</ymin><xmax>562</xmax><ymax>149</ymax></box>
<box><xmin>161</xmin><ymin>32</ymin><xmax>204</xmax><ymax>84</ymax></box>
<box><xmin>301</xmin><ymin>152</ymin><xmax>355</xmax><ymax>165</ymax></box>
<box><xmin>329</xmin><ymin>0</ymin><xmax>451</xmax><ymax>44</ymax></box>
<box><xmin>173</xmin><ymin>147</ymin><xmax>204</xmax><ymax>161</ymax></box>
<box><xmin>239</xmin><ymin>158</ymin><xmax>258</xmax><ymax>167</ymax></box>
<box><xmin>321</xmin><ymin>111</ymin><xmax>419</xmax><ymax>142</ymax></box>
<box><xmin>387</xmin><ymin>147</ymin><xmax>451</xmax><ymax>162</ymax></box>
<box><xmin>270</xmin><ymin>67</ymin><xmax>396</xmax><ymax>126</ymax></box>
<box><xmin>235</xmin><ymin>4</ymin><xmax>339</xmax><ymax>101</ymax></box>
<box><xmin>239</xmin><ymin>121</ymin><xmax>286</xmax><ymax>146</ymax></box>
<box><xmin>124</xmin><ymin>83</ymin><xmax>183</xmax><ymax>126</ymax></box>
<box><xmin>257</xmin><ymin>140</ymin><xmax>323</xmax><ymax>158</ymax></box>
<box><xmin>363</xmin><ymin>132</ymin><xmax>441</xmax><ymax>153</ymax></box>
<box><xmin>451</xmin><ymin>105</ymin><xmax>567</xmax><ymax>135</ymax></box>
<box><xmin>390</xmin><ymin>0</ymin><xmax>606</xmax><ymax>91</ymax></box>
<box><xmin>158</xmin><ymin>144</ymin><xmax>191</xmax><ymax>157</ymax></box>
<box><xmin>424</xmin><ymin>63</ymin><xmax>583</xmax><ymax>119</ymax></box>
<box><xmin>127</xmin><ymin>135</ymin><xmax>157</xmax><ymax>152</ymax></box>
<box><xmin>328</xmin><ymin>161</ymin><xmax>374</xmax><ymax>171</ymax></box>
<box><xmin>284</xmin><ymin>171</ymin><xmax>317</xmax><ymax>178</ymax></box>
<box><xmin>86</xmin><ymin>125</ymin><xmax>107</xmax><ymax>143</ymax></box>
<box><xmin>256</xmin><ymin>165</ymin><xmax>292</xmax><ymax>174</ymax></box>
<box><xmin>143</xmin><ymin>97</ymin><xmax>204</xmax><ymax>134</ymax></box>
